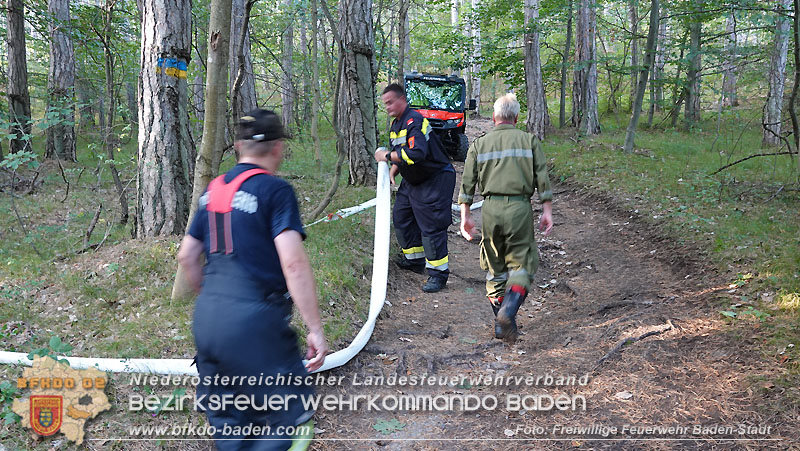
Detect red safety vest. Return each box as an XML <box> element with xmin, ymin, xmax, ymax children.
<box><xmin>206</xmin><ymin>168</ymin><xmax>270</xmax><ymax>254</ymax></box>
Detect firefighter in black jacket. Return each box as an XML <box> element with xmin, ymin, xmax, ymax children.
<box><xmin>374</xmin><ymin>83</ymin><xmax>456</xmax><ymax>293</ymax></box>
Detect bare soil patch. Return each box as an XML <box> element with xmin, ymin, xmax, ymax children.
<box><xmin>312</xmin><ymin>117</ymin><xmax>795</xmax><ymax>450</ymax></box>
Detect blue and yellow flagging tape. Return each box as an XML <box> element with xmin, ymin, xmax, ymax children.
<box><xmin>156</xmin><ymin>57</ymin><xmax>188</xmax><ymax>79</ymax></box>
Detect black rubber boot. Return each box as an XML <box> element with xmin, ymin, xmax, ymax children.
<box><xmin>495</xmin><ymin>287</ymin><xmax>526</xmax><ymax>342</ymax></box>
<box><xmin>393</xmin><ymin>255</ymin><xmax>425</xmax><ymax>274</ymax></box>
<box><xmin>422</xmin><ymin>276</ymin><xmax>447</xmax><ymax>293</ymax></box>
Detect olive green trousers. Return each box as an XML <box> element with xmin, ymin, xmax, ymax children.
<box><xmin>479</xmin><ymin>196</ymin><xmax>539</xmax><ymax>299</ymax></box>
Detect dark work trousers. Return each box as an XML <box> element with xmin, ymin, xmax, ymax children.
<box><xmin>393</xmin><ymin>169</ymin><xmax>456</xmax><ymax>281</ymax></box>
<box><xmin>193</xmin><ymin>253</ymin><xmax>314</xmax><ymax>451</ymax></box>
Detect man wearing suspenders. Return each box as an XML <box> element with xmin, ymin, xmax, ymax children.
<box><xmin>178</xmin><ymin>109</ymin><xmax>327</xmax><ymax>450</ymax></box>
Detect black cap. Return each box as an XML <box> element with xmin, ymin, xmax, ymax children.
<box><xmin>235</xmin><ymin>109</ymin><xmax>286</xmax><ymax>142</ymax></box>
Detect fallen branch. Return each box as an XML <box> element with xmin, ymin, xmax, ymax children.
<box><xmin>83</xmin><ymin>204</ymin><xmax>103</xmax><ymax>249</ymax></box>
<box><xmin>54</xmin><ymin>153</ymin><xmax>70</xmax><ymax>203</ymax></box>
<box><xmin>710</xmin><ymin>151</ymin><xmax>796</xmax><ymax>175</ymax></box>
<box><xmin>594</xmin><ymin>320</ymin><xmax>674</xmax><ymax>371</ymax></box>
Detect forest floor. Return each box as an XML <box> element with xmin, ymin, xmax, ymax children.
<box><xmin>1</xmin><ymin>117</ymin><xmax>797</xmax><ymax>450</ymax></box>
<box><xmin>311</xmin><ymin>117</ymin><xmax>797</xmax><ymax>450</ymax></box>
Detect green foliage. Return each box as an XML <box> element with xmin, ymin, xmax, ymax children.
<box><xmin>27</xmin><ymin>335</ymin><xmax>74</xmax><ymax>364</ymax></box>
<box><xmin>373</xmin><ymin>418</ymin><xmax>406</xmax><ymax>434</ymax></box>
<box><xmin>0</xmin><ymin>150</ymin><xmax>38</xmax><ymax>171</ymax></box>
<box><xmin>0</xmin><ymin>381</ymin><xmax>21</xmax><ymax>425</ymax></box>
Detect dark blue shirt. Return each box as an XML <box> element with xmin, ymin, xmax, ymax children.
<box><xmin>188</xmin><ymin>163</ymin><xmax>305</xmax><ymax>292</ymax></box>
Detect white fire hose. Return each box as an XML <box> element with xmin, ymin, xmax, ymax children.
<box><xmin>0</xmin><ymin>162</ymin><xmax>481</xmax><ymax>375</ymax></box>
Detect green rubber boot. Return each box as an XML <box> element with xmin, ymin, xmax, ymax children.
<box><xmin>288</xmin><ymin>419</ymin><xmax>315</xmax><ymax>451</ymax></box>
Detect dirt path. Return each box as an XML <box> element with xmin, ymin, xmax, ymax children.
<box><xmin>312</xmin><ymin>117</ymin><xmax>792</xmax><ymax>450</ymax></box>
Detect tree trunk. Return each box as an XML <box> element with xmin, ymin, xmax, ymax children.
<box><xmin>282</xmin><ymin>0</ymin><xmax>294</xmax><ymax>134</ymax></box>
<box><xmin>669</xmin><ymin>30</ymin><xmax>688</xmax><ymax>127</ymax></box>
<box><xmin>191</xmin><ymin>40</ymin><xmax>206</xmax><ymax>146</ymax></box>
<box><xmin>189</xmin><ymin>0</ymin><xmax>231</xmax><ymax>220</ymax></box>
<box><xmin>311</xmin><ymin>0</ymin><xmax>322</xmax><ymax>168</ymax></box>
<box><xmin>101</xmin><ymin>0</ymin><xmax>129</xmax><ymax>225</ymax></box>
<box><xmin>790</xmin><ymin>0</ymin><xmax>800</xmax><ymax>175</ymax></box>
<box><xmin>396</xmin><ymin>0</ymin><xmax>409</xmax><ymax>83</ymax></box>
<box><xmin>76</xmin><ymin>74</ymin><xmax>95</xmax><ymax>128</ymax></box>
<box><xmin>471</xmin><ymin>0</ymin><xmax>482</xmax><ymax>115</ymax></box>
<box><xmin>301</xmin><ymin>19</ymin><xmax>312</xmax><ymax>124</ymax></box>
<box><xmin>722</xmin><ymin>13</ymin><xmax>738</xmax><ymax>107</ymax></box>
<box><xmin>629</xmin><ymin>0</ymin><xmax>639</xmax><ymax>110</ymax></box>
<box><xmin>172</xmin><ymin>0</ymin><xmax>232</xmax><ymax>300</ymax></box>
<box><xmin>572</xmin><ymin>0</ymin><xmax>600</xmax><ymax>135</ymax></box>
<box><xmin>126</xmin><ymin>81</ymin><xmax>138</xmax><ymax>124</ymax></box>
<box><xmin>7</xmin><ymin>0</ymin><xmax>32</xmax><ymax>154</ymax></box>
<box><xmin>623</xmin><ymin>0</ymin><xmax>659</xmax><ymax>153</ymax></box>
<box><xmin>654</xmin><ymin>17</ymin><xmax>666</xmax><ymax>109</ymax></box>
<box><xmin>45</xmin><ymin>0</ymin><xmax>76</xmax><ymax>161</ymax></box>
<box><xmin>684</xmin><ymin>20</ymin><xmax>701</xmax><ymax>127</ymax></box>
<box><xmin>763</xmin><ymin>0</ymin><xmax>791</xmax><ymax>146</ymax></box>
<box><xmin>339</xmin><ymin>0</ymin><xmax>377</xmax><ymax>186</ymax></box>
<box><xmin>137</xmin><ymin>0</ymin><xmax>192</xmax><ymax>237</ymax></box>
<box><xmin>524</xmin><ymin>0</ymin><xmax>550</xmax><ymax>139</ymax></box>
<box><xmin>229</xmin><ymin>0</ymin><xmax>258</xmax><ymax>122</ymax></box>
<box><xmin>559</xmin><ymin>0</ymin><xmax>573</xmax><ymax>128</ymax></box>
<box><xmin>450</xmin><ymin>0</ymin><xmax>460</xmax><ymax>75</ymax></box>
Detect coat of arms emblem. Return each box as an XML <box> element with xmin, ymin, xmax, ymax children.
<box><xmin>30</xmin><ymin>395</ymin><xmax>62</xmax><ymax>436</ymax></box>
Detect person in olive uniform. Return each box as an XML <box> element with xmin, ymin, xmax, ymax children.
<box><xmin>458</xmin><ymin>93</ymin><xmax>554</xmax><ymax>342</ymax></box>
<box><xmin>374</xmin><ymin>83</ymin><xmax>456</xmax><ymax>293</ymax></box>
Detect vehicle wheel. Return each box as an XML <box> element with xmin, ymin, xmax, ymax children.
<box><xmin>454</xmin><ymin>133</ymin><xmax>469</xmax><ymax>161</ymax></box>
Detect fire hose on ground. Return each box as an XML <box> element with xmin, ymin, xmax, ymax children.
<box><xmin>0</xmin><ymin>162</ymin><xmax>481</xmax><ymax>375</ymax></box>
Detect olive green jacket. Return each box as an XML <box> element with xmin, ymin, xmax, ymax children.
<box><xmin>458</xmin><ymin>124</ymin><xmax>553</xmax><ymax>204</ymax></box>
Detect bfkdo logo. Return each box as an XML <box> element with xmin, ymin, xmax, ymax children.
<box><xmin>11</xmin><ymin>356</ymin><xmax>111</xmax><ymax>445</ymax></box>
<box><xmin>30</xmin><ymin>395</ymin><xmax>62</xmax><ymax>436</ymax></box>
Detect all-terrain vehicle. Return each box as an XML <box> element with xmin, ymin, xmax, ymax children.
<box><xmin>404</xmin><ymin>71</ymin><xmax>477</xmax><ymax>161</ymax></box>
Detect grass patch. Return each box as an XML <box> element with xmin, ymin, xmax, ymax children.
<box><xmin>0</xmin><ymin>120</ymin><xmax>378</xmax><ymax>445</ymax></box>
<box><xmin>545</xmin><ymin>106</ymin><xmax>800</xmax><ymax>395</ymax></box>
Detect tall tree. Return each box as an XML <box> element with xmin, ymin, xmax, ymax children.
<box><xmin>126</xmin><ymin>82</ymin><xmax>137</xmax><ymax>125</ymax></box>
<box><xmin>190</xmin><ymin>40</ymin><xmax>206</xmax><ymax>146</ymax></box>
<box><xmin>137</xmin><ymin>0</ymin><xmax>193</xmax><ymax>237</ymax></box>
<box><xmin>572</xmin><ymin>0</ymin><xmax>600</xmax><ymax>135</ymax></box>
<box><xmin>652</xmin><ymin>14</ymin><xmax>667</xmax><ymax>110</ymax></box>
<box><xmin>629</xmin><ymin>0</ymin><xmax>639</xmax><ymax>109</ymax></box>
<box><xmin>7</xmin><ymin>0</ymin><xmax>32</xmax><ymax>154</ymax></box>
<box><xmin>299</xmin><ymin>10</ymin><xmax>311</xmax><ymax>123</ymax></box>
<box><xmin>763</xmin><ymin>0</ymin><xmax>792</xmax><ymax>146</ymax></box>
<box><xmin>99</xmin><ymin>0</ymin><xmax>129</xmax><ymax>224</ymax></box>
<box><xmin>396</xmin><ymin>0</ymin><xmax>409</xmax><ymax>83</ymax></box>
<box><xmin>684</xmin><ymin>20</ymin><xmax>702</xmax><ymax>126</ymax></box>
<box><xmin>790</xmin><ymin>0</ymin><xmax>800</xmax><ymax>175</ymax></box>
<box><xmin>559</xmin><ymin>0</ymin><xmax>573</xmax><ymax>128</ymax></box>
<box><xmin>722</xmin><ymin>12</ymin><xmax>738</xmax><ymax>107</ymax></box>
<box><xmin>282</xmin><ymin>0</ymin><xmax>294</xmax><ymax>132</ymax></box>
<box><xmin>229</xmin><ymin>0</ymin><xmax>258</xmax><ymax>121</ymax></box>
<box><xmin>45</xmin><ymin>0</ymin><xmax>76</xmax><ymax>161</ymax></box>
<box><xmin>623</xmin><ymin>0</ymin><xmax>659</xmax><ymax>153</ymax></box>
<box><xmin>523</xmin><ymin>0</ymin><xmax>549</xmax><ymax>139</ymax></box>
<box><xmin>76</xmin><ymin>73</ymin><xmax>95</xmax><ymax>128</ymax></box>
<box><xmin>450</xmin><ymin>0</ymin><xmax>460</xmax><ymax>75</ymax></box>
<box><xmin>339</xmin><ymin>0</ymin><xmax>378</xmax><ymax>185</ymax></box>
<box><xmin>172</xmin><ymin>0</ymin><xmax>233</xmax><ymax>299</ymax></box>
<box><xmin>470</xmin><ymin>0</ymin><xmax>481</xmax><ymax>115</ymax></box>
<box><xmin>311</xmin><ymin>0</ymin><xmax>322</xmax><ymax>168</ymax></box>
